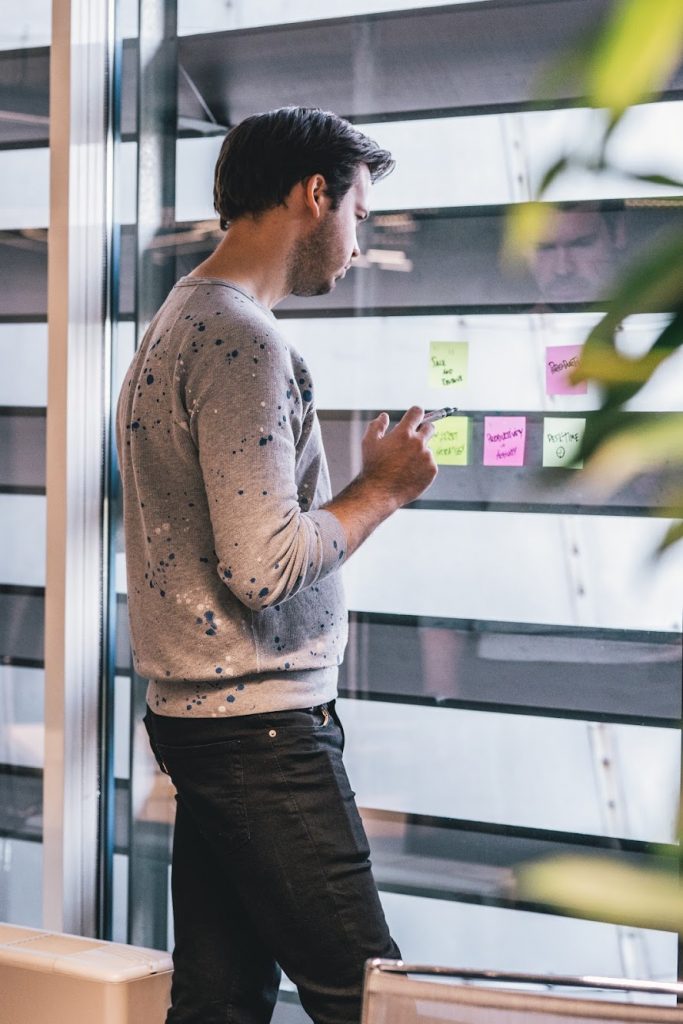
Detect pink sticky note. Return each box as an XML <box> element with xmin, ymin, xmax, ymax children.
<box><xmin>545</xmin><ymin>345</ymin><xmax>588</xmax><ymax>395</ymax></box>
<box><xmin>483</xmin><ymin>416</ymin><xmax>527</xmax><ymax>467</ymax></box>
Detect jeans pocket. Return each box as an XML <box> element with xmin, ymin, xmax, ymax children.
<box><xmin>143</xmin><ymin>710</ymin><xmax>169</xmax><ymax>774</ymax></box>
<box><xmin>157</xmin><ymin>738</ymin><xmax>251</xmax><ymax>853</ymax></box>
<box><xmin>328</xmin><ymin>700</ymin><xmax>345</xmax><ymax>753</ymax></box>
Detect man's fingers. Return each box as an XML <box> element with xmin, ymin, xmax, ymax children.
<box><xmin>400</xmin><ymin>406</ymin><xmax>425</xmax><ymax>432</ymax></box>
<box><xmin>419</xmin><ymin>420</ymin><xmax>436</xmax><ymax>442</ymax></box>
<box><xmin>370</xmin><ymin>411</ymin><xmax>390</xmax><ymax>438</ymax></box>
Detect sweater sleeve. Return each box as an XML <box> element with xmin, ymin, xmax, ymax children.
<box><xmin>185</xmin><ymin>318</ymin><xmax>347</xmax><ymax>611</ymax></box>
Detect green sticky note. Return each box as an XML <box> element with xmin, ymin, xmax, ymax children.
<box><xmin>429</xmin><ymin>415</ymin><xmax>469</xmax><ymax>466</ymax></box>
<box><xmin>429</xmin><ymin>342</ymin><xmax>468</xmax><ymax>389</ymax></box>
<box><xmin>542</xmin><ymin>417</ymin><xmax>586</xmax><ymax>468</ymax></box>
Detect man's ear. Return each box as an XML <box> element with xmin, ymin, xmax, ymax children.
<box><xmin>302</xmin><ymin>174</ymin><xmax>327</xmax><ymax>219</ymax></box>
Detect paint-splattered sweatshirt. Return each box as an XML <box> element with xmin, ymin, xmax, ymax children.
<box><xmin>116</xmin><ymin>276</ymin><xmax>348</xmax><ymax>716</ymax></box>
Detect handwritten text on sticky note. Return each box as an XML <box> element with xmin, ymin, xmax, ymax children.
<box><xmin>543</xmin><ymin>417</ymin><xmax>585</xmax><ymax>468</ymax></box>
<box><xmin>545</xmin><ymin>344</ymin><xmax>588</xmax><ymax>395</ymax></box>
<box><xmin>483</xmin><ymin>416</ymin><xmax>527</xmax><ymax>466</ymax></box>
<box><xmin>429</xmin><ymin>416</ymin><xmax>469</xmax><ymax>466</ymax></box>
<box><xmin>429</xmin><ymin>342</ymin><xmax>468</xmax><ymax>389</ymax></box>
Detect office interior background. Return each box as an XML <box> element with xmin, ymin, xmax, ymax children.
<box><xmin>1</xmin><ymin>0</ymin><xmax>683</xmax><ymax>1018</ymax></box>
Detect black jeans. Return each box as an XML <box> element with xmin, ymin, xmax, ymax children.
<box><xmin>144</xmin><ymin>702</ymin><xmax>400</xmax><ymax>1024</ymax></box>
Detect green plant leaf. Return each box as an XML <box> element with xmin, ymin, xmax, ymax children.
<box><xmin>501</xmin><ymin>201</ymin><xmax>558</xmax><ymax>268</ymax></box>
<box><xmin>598</xmin><ymin>232</ymin><xmax>683</xmax><ymax>320</ymax></box>
<box><xmin>572</xmin><ymin>308</ymin><xmax>683</xmax><ymax>410</ymax></box>
<box><xmin>517</xmin><ymin>855</ymin><xmax>683</xmax><ymax>931</ymax></box>
<box><xmin>578</xmin><ymin>413</ymin><xmax>683</xmax><ymax>495</ymax></box>
<box><xmin>597</xmin><ymin>114</ymin><xmax>627</xmax><ymax>164</ymax></box>
<box><xmin>578</xmin><ymin>408</ymin><xmax>636</xmax><ymax>462</ymax></box>
<box><xmin>573</xmin><ymin>342</ymin><xmax>676</xmax><ymax>387</ymax></box>
<box><xmin>657</xmin><ymin>518</ymin><xmax>683</xmax><ymax>554</ymax></box>
<box><xmin>537</xmin><ymin>157</ymin><xmax>571</xmax><ymax>197</ymax></box>
<box><xmin>586</xmin><ymin>0</ymin><xmax>683</xmax><ymax>117</ymax></box>
<box><xmin>627</xmin><ymin>171</ymin><xmax>683</xmax><ymax>190</ymax></box>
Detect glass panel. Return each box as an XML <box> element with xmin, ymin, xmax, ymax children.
<box><xmin>174</xmin><ymin>3</ymin><xmax>683</xmax><ymax>124</ymax></box>
<box><xmin>170</xmin><ymin>104</ymin><xmax>683</xmax><ymax>220</ymax></box>
<box><xmin>111</xmin><ymin>853</ymin><xmax>129</xmax><ymax>943</ymax></box>
<box><xmin>0</xmin><ymin>411</ymin><xmax>46</xmax><ymax>489</ymax></box>
<box><xmin>8</xmin><ymin>205</ymin><xmax>683</xmax><ymax>320</ymax></box>
<box><xmin>0</xmin><ymin>148</ymin><xmax>50</xmax><ymax>230</ymax></box>
<box><xmin>0</xmin><ymin>49</ymin><xmax>50</xmax><ymax>146</ymax></box>
<box><xmin>0</xmin><ymin>1</ymin><xmax>51</xmax><ymax>49</ymax></box>
<box><xmin>340</xmin><ymin>616</ymin><xmax>682</xmax><ymax>721</ymax></box>
<box><xmin>177</xmin><ymin>0</ymin><xmax>484</xmax><ymax>35</ymax></box>
<box><xmin>135</xmin><ymin>203</ymin><xmax>680</xmax><ymax>316</ymax></box>
<box><xmin>0</xmin><ymin>838</ymin><xmax>43</xmax><ymax>926</ymax></box>
<box><xmin>0</xmin><ymin>590</ymin><xmax>44</xmax><ymax>663</ymax></box>
<box><xmin>340</xmin><ymin>698</ymin><xmax>680</xmax><ymax>842</ymax></box>
<box><xmin>319</xmin><ymin>411</ymin><xmax>681</xmax><ymax>513</ymax></box>
<box><xmin>0</xmin><ymin>1</ymin><xmax>49</xmax><ymax>929</ymax></box>
<box><xmin>108</xmin><ymin>0</ymin><xmax>683</xmax><ymax>999</ymax></box>
<box><xmin>0</xmin><ymin>495</ymin><xmax>46</xmax><ymax>587</ymax></box>
<box><xmin>362</xmin><ymin>808</ymin><xmax>673</xmax><ymax>901</ymax></box>
<box><xmin>0</xmin><ymin>230</ymin><xmax>47</xmax><ymax>317</ymax></box>
<box><xmin>0</xmin><ymin>325</ymin><xmax>48</xmax><ymax>407</ymax></box>
<box><xmin>111</xmin><ymin>508</ymin><xmax>683</xmax><ymax>631</ymax></box>
<box><xmin>344</xmin><ymin>510</ymin><xmax>683</xmax><ymax>631</ymax></box>
<box><xmin>286</xmin><ymin>313</ymin><xmax>682</xmax><ymax>413</ymax></box>
<box><xmin>381</xmin><ymin>891</ymin><xmax>677</xmax><ymax>980</ymax></box>
<box><xmin>0</xmin><ymin>666</ymin><xmax>44</xmax><ymax>768</ymax></box>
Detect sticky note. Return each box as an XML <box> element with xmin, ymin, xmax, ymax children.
<box><xmin>545</xmin><ymin>344</ymin><xmax>588</xmax><ymax>395</ymax></box>
<box><xmin>429</xmin><ymin>416</ymin><xmax>469</xmax><ymax>466</ymax></box>
<box><xmin>483</xmin><ymin>416</ymin><xmax>527</xmax><ymax>467</ymax></box>
<box><xmin>543</xmin><ymin>417</ymin><xmax>585</xmax><ymax>468</ymax></box>
<box><xmin>429</xmin><ymin>342</ymin><xmax>468</xmax><ymax>389</ymax></box>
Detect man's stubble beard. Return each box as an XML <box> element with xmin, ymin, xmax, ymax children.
<box><xmin>287</xmin><ymin>217</ymin><xmax>341</xmax><ymax>298</ymax></box>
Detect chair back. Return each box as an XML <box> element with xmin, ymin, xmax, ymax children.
<box><xmin>361</xmin><ymin>961</ymin><xmax>683</xmax><ymax>1024</ymax></box>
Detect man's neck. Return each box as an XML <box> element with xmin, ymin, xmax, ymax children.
<box><xmin>191</xmin><ymin>218</ymin><xmax>293</xmax><ymax>309</ymax></box>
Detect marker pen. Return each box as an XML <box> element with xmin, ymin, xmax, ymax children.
<box><xmin>421</xmin><ymin>406</ymin><xmax>458</xmax><ymax>424</ymax></box>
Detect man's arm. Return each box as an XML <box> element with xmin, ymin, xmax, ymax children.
<box><xmin>324</xmin><ymin>406</ymin><xmax>437</xmax><ymax>557</ymax></box>
<box><xmin>188</xmin><ymin>322</ymin><xmax>348</xmax><ymax>610</ymax></box>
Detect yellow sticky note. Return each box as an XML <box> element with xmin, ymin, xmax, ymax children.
<box><xmin>429</xmin><ymin>415</ymin><xmax>469</xmax><ymax>466</ymax></box>
<box><xmin>429</xmin><ymin>342</ymin><xmax>468</xmax><ymax>389</ymax></box>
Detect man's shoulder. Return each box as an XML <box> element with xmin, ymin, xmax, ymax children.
<box><xmin>170</xmin><ymin>285</ymin><xmax>295</xmax><ymax>394</ymax></box>
<box><xmin>173</xmin><ymin>280</ymin><xmax>283</xmax><ymax>341</ymax></box>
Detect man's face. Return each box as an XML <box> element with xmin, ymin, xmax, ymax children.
<box><xmin>288</xmin><ymin>164</ymin><xmax>370</xmax><ymax>297</ymax></box>
<box><xmin>529</xmin><ymin>210</ymin><xmax>620</xmax><ymax>302</ymax></box>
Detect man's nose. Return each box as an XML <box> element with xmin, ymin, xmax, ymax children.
<box><xmin>553</xmin><ymin>245</ymin><xmax>574</xmax><ymax>276</ymax></box>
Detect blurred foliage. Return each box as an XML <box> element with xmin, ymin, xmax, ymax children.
<box><xmin>504</xmin><ymin>0</ymin><xmax>683</xmax><ymax>933</ymax></box>
<box><xmin>504</xmin><ymin>0</ymin><xmax>683</xmax><ymax>554</ymax></box>
<box><xmin>517</xmin><ymin>855</ymin><xmax>683</xmax><ymax>932</ymax></box>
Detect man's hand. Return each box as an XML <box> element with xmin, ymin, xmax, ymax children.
<box><xmin>360</xmin><ymin>406</ymin><xmax>438</xmax><ymax>510</ymax></box>
<box><xmin>323</xmin><ymin>406</ymin><xmax>438</xmax><ymax>558</ymax></box>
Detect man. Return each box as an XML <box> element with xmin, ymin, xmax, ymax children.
<box><xmin>528</xmin><ymin>204</ymin><xmax>627</xmax><ymax>304</ymax></box>
<box><xmin>116</xmin><ymin>106</ymin><xmax>438</xmax><ymax>1024</ymax></box>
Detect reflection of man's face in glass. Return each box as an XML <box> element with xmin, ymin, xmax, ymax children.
<box><xmin>529</xmin><ymin>210</ymin><xmax>625</xmax><ymax>302</ymax></box>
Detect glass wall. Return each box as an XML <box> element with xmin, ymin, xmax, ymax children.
<box><xmin>0</xmin><ymin>3</ymin><xmax>51</xmax><ymax>927</ymax></box>
<box><xmin>106</xmin><ymin>0</ymin><xmax>683</xmax><ymax>1016</ymax></box>
<box><xmin>5</xmin><ymin>0</ymin><xmax>680</xmax><ymax>994</ymax></box>
<box><xmin>0</xmin><ymin>0</ymin><xmax>676</xmax><ymax>997</ymax></box>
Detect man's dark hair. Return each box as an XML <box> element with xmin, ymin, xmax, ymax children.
<box><xmin>213</xmin><ymin>106</ymin><xmax>395</xmax><ymax>229</ymax></box>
